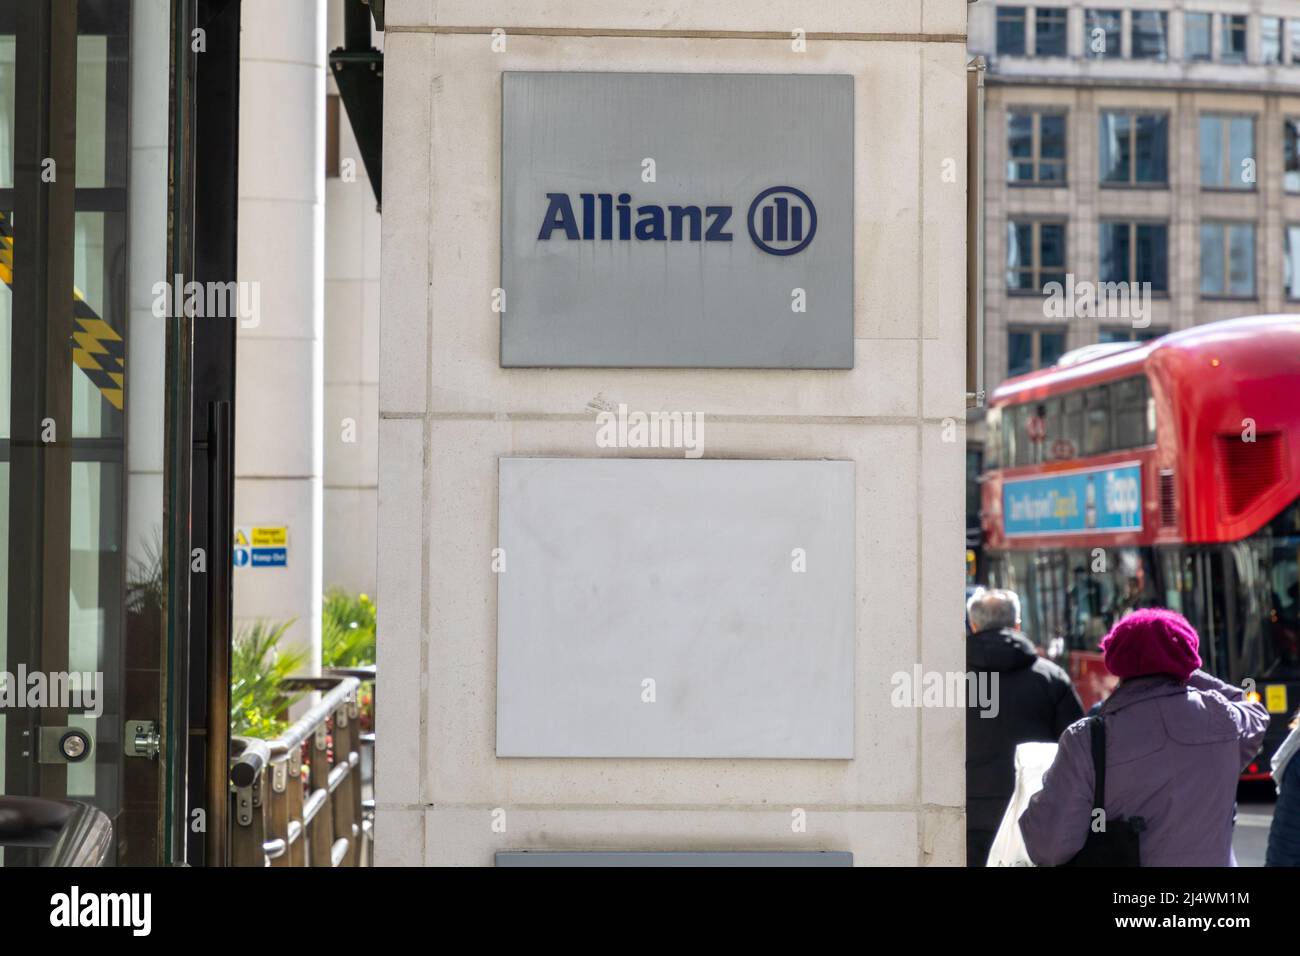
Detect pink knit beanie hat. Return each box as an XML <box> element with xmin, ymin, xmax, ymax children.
<box><xmin>1100</xmin><ymin>608</ymin><xmax>1202</xmax><ymax>682</ymax></box>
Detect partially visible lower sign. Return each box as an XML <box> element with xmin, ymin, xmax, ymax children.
<box><xmin>233</xmin><ymin>526</ymin><xmax>288</xmax><ymax>568</ymax></box>
<box><xmin>1003</xmin><ymin>463</ymin><xmax>1142</xmax><ymax>537</ymax></box>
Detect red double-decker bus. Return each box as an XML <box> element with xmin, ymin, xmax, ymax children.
<box><xmin>979</xmin><ymin>315</ymin><xmax>1300</xmax><ymax>779</ymax></box>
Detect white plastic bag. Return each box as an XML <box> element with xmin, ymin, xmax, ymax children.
<box><xmin>985</xmin><ymin>741</ymin><xmax>1059</xmax><ymax>867</ymax></box>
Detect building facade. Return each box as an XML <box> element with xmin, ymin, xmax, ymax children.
<box><xmin>970</xmin><ymin>0</ymin><xmax>1300</xmax><ymax>392</ymax></box>
<box><xmin>966</xmin><ymin>0</ymin><xmax>1300</xmax><ymax>565</ymax></box>
<box><xmin>375</xmin><ymin>0</ymin><xmax>971</xmax><ymax>865</ymax></box>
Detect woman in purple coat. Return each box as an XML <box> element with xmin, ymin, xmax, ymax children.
<box><xmin>1019</xmin><ymin>609</ymin><xmax>1270</xmax><ymax>866</ymax></box>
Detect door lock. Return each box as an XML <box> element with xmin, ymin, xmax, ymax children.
<box><xmin>37</xmin><ymin>726</ymin><xmax>93</xmax><ymax>764</ymax></box>
<box><xmin>124</xmin><ymin>719</ymin><xmax>161</xmax><ymax>759</ymax></box>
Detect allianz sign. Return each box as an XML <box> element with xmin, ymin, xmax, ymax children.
<box><xmin>537</xmin><ymin>186</ymin><xmax>817</xmax><ymax>256</ymax></box>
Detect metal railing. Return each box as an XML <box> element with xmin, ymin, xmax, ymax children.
<box><xmin>229</xmin><ymin>667</ymin><xmax>374</xmax><ymax>866</ymax></box>
<box><xmin>0</xmin><ymin>796</ymin><xmax>113</xmax><ymax>866</ymax></box>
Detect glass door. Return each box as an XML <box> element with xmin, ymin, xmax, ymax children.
<box><xmin>0</xmin><ymin>0</ymin><xmax>170</xmax><ymax>866</ymax></box>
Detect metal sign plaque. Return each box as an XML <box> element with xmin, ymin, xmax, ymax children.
<box><xmin>500</xmin><ymin>72</ymin><xmax>854</xmax><ymax>368</ymax></box>
<box><xmin>496</xmin><ymin>458</ymin><xmax>856</xmax><ymax>758</ymax></box>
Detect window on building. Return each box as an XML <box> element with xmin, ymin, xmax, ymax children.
<box><xmin>1200</xmin><ymin>222</ymin><xmax>1256</xmax><ymax>297</ymax></box>
<box><xmin>1099</xmin><ymin>112</ymin><xmax>1168</xmax><ymax>185</ymax></box>
<box><xmin>1220</xmin><ymin>14</ymin><xmax>1248</xmax><ymax>63</ymax></box>
<box><xmin>1200</xmin><ymin>114</ymin><xmax>1255</xmax><ymax>189</ymax></box>
<box><xmin>1036</xmin><ymin>7</ymin><xmax>1069</xmax><ymax>56</ymax></box>
<box><xmin>1286</xmin><ymin>119</ymin><xmax>1300</xmax><ymax>192</ymax></box>
<box><xmin>1262</xmin><ymin>17</ymin><xmax>1283</xmax><ymax>64</ymax></box>
<box><xmin>1099</xmin><ymin>326</ymin><xmax>1167</xmax><ymax>343</ymax></box>
<box><xmin>1007</xmin><ymin>111</ymin><xmax>1066</xmax><ymax>183</ymax></box>
<box><xmin>1100</xmin><ymin>221</ymin><xmax>1169</xmax><ymax>292</ymax></box>
<box><xmin>1285</xmin><ymin>225</ymin><xmax>1300</xmax><ymax>299</ymax></box>
<box><xmin>997</xmin><ymin>6</ymin><xmax>1028</xmax><ymax>55</ymax></box>
<box><xmin>1185</xmin><ymin>12</ymin><xmax>1212</xmax><ymax>61</ymax></box>
<box><xmin>1131</xmin><ymin>11</ymin><xmax>1168</xmax><ymax>60</ymax></box>
<box><xmin>1086</xmin><ymin>9</ymin><xmax>1122</xmax><ymax>58</ymax></box>
<box><xmin>1292</xmin><ymin>20</ymin><xmax>1300</xmax><ymax>64</ymax></box>
<box><xmin>1007</xmin><ymin>220</ymin><xmax>1067</xmax><ymax>293</ymax></box>
<box><xmin>1008</xmin><ymin>327</ymin><xmax>1067</xmax><ymax>379</ymax></box>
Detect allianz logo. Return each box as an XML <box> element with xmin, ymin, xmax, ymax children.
<box><xmin>537</xmin><ymin>185</ymin><xmax>817</xmax><ymax>256</ymax></box>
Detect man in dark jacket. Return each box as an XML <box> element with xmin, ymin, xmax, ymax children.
<box><xmin>966</xmin><ymin>587</ymin><xmax>1083</xmax><ymax>866</ymax></box>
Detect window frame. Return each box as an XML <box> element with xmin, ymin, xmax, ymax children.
<box><xmin>1220</xmin><ymin>13</ymin><xmax>1248</xmax><ymax>64</ymax></box>
<box><xmin>1199</xmin><ymin>112</ymin><xmax>1257</xmax><ymax>191</ymax></box>
<box><xmin>1199</xmin><ymin>219</ymin><xmax>1258</xmax><ymax>300</ymax></box>
<box><xmin>1098</xmin><ymin>109</ymin><xmax>1170</xmax><ymax>187</ymax></box>
<box><xmin>1130</xmin><ymin>10</ymin><xmax>1169</xmax><ymax>61</ymax></box>
<box><xmin>997</xmin><ymin>5</ymin><xmax>1028</xmax><ymax>56</ymax></box>
<box><xmin>1085</xmin><ymin>8</ymin><xmax>1123</xmax><ymax>59</ymax></box>
<box><xmin>1098</xmin><ymin>326</ymin><xmax>1168</xmax><ymax>344</ymax></box>
<box><xmin>1006</xmin><ymin>218</ymin><xmax>1068</xmax><ymax>295</ymax></box>
<box><xmin>1006</xmin><ymin>326</ymin><xmax>1069</xmax><ymax>386</ymax></box>
<box><xmin>1261</xmin><ymin>16</ymin><xmax>1283</xmax><ymax>65</ymax></box>
<box><xmin>1034</xmin><ymin>6</ymin><xmax>1069</xmax><ymax>57</ymax></box>
<box><xmin>1184</xmin><ymin>11</ymin><xmax>1212</xmax><ymax>62</ymax></box>
<box><xmin>1285</xmin><ymin>117</ymin><xmax>1300</xmax><ymax>194</ymax></box>
<box><xmin>1099</xmin><ymin>219</ymin><xmax>1170</xmax><ymax>294</ymax></box>
<box><xmin>1284</xmin><ymin>223</ymin><xmax>1300</xmax><ymax>301</ymax></box>
<box><xmin>1007</xmin><ymin>108</ymin><xmax>1068</xmax><ymax>186</ymax></box>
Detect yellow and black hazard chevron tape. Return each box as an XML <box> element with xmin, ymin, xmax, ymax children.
<box><xmin>0</xmin><ymin>211</ymin><xmax>125</xmax><ymax>411</ymax></box>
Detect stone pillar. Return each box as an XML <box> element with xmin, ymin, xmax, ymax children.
<box><xmin>377</xmin><ymin>0</ymin><xmax>969</xmax><ymax>866</ymax></box>
<box><xmin>233</xmin><ymin>0</ymin><xmax>326</xmax><ymax>666</ymax></box>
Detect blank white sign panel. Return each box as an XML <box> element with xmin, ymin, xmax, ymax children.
<box><xmin>496</xmin><ymin>458</ymin><xmax>855</xmax><ymax>758</ymax></box>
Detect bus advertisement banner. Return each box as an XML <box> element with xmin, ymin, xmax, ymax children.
<box><xmin>1003</xmin><ymin>463</ymin><xmax>1142</xmax><ymax>537</ymax></box>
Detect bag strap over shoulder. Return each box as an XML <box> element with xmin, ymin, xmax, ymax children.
<box><xmin>1089</xmin><ymin>716</ymin><xmax>1106</xmax><ymax>812</ymax></box>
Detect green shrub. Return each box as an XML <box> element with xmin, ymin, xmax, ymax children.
<box><xmin>322</xmin><ymin>589</ymin><xmax>376</xmax><ymax>668</ymax></box>
<box><xmin>230</xmin><ymin>619</ymin><xmax>309</xmax><ymax>738</ymax></box>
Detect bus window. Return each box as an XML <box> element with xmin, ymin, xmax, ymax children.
<box><xmin>1008</xmin><ymin>403</ymin><xmax>1029</xmax><ymax>468</ymax></box>
<box><xmin>1004</xmin><ymin>404</ymin><xmax>1020</xmax><ymax>467</ymax></box>
<box><xmin>985</xmin><ymin>407</ymin><xmax>1001</xmax><ymax>469</ymax></box>
<box><xmin>1062</xmin><ymin>391</ymin><xmax>1085</xmax><ymax>459</ymax></box>
<box><xmin>1043</xmin><ymin>397</ymin><xmax>1065</xmax><ymax>461</ymax></box>
<box><xmin>1084</xmin><ymin>385</ymin><xmax>1111</xmax><ymax>455</ymax></box>
<box><xmin>1065</xmin><ymin>555</ymin><xmax>1112</xmax><ymax>649</ymax></box>
<box><xmin>1114</xmin><ymin>376</ymin><xmax>1149</xmax><ymax>449</ymax></box>
<box><xmin>1249</xmin><ymin>498</ymin><xmax>1300</xmax><ymax>682</ymax></box>
<box><xmin>1159</xmin><ymin>548</ymin><xmax>1189</xmax><ymax>613</ymax></box>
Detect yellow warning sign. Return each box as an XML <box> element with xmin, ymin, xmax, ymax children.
<box><xmin>233</xmin><ymin>525</ymin><xmax>288</xmax><ymax>569</ymax></box>
<box><xmin>1265</xmin><ymin>684</ymin><xmax>1288</xmax><ymax>714</ymax></box>
<box><xmin>251</xmin><ymin>526</ymin><xmax>287</xmax><ymax>547</ymax></box>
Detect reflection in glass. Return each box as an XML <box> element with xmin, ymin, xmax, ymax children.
<box><xmin>1007</xmin><ymin>112</ymin><xmax>1032</xmax><ymax>181</ymax></box>
<box><xmin>1201</xmin><ymin>223</ymin><xmax>1224</xmax><ymax>294</ymax></box>
<box><xmin>997</xmin><ymin>6</ymin><xmax>1027</xmax><ymax>55</ymax></box>
<box><xmin>1221</xmin><ymin>14</ymin><xmax>1247</xmax><ymax>64</ymax></box>
<box><xmin>1286</xmin><ymin>119</ymin><xmax>1300</xmax><ymax>193</ymax></box>
<box><xmin>1085</xmin><ymin>9</ymin><xmax>1122</xmax><ymax>59</ymax></box>
<box><xmin>1185</xmin><ymin>12</ymin><xmax>1211</xmax><ymax>61</ymax></box>
<box><xmin>1285</xmin><ymin>226</ymin><xmax>1300</xmax><ymax>299</ymax></box>
<box><xmin>1262</xmin><ymin>17</ymin><xmax>1283</xmax><ymax>65</ymax></box>
<box><xmin>1035</xmin><ymin>8</ymin><xmax>1068</xmax><ymax>56</ymax></box>
<box><xmin>1228</xmin><ymin>224</ymin><xmax>1255</xmax><ymax>296</ymax></box>
<box><xmin>1131</xmin><ymin>11</ymin><xmax>1168</xmax><ymax>60</ymax></box>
